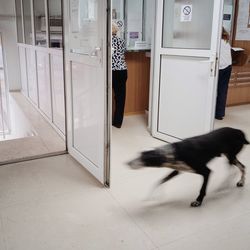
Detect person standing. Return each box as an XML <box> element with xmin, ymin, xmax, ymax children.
<box><xmin>112</xmin><ymin>22</ymin><xmax>128</xmax><ymax>128</ymax></box>
<box><xmin>215</xmin><ymin>27</ymin><xmax>232</xmax><ymax>120</ymax></box>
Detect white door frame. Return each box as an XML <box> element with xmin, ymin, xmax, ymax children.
<box><xmin>63</xmin><ymin>0</ymin><xmax>111</xmax><ymax>186</ymax></box>
<box><xmin>149</xmin><ymin>0</ymin><xmax>224</xmax><ymax>142</ymax></box>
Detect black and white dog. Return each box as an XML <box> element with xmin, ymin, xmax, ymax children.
<box><xmin>128</xmin><ymin>127</ymin><xmax>249</xmax><ymax>207</ymax></box>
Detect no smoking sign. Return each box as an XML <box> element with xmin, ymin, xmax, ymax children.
<box><xmin>180</xmin><ymin>5</ymin><xmax>192</xmax><ymax>22</ymax></box>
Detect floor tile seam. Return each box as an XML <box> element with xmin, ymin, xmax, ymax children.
<box><xmin>156</xmin><ymin>209</ymin><xmax>250</xmax><ymax>249</ymax></box>
<box><xmin>105</xmin><ymin>188</ymin><xmax>158</xmax><ymax>249</ymax></box>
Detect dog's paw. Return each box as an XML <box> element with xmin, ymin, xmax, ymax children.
<box><xmin>237</xmin><ymin>181</ymin><xmax>244</xmax><ymax>187</ymax></box>
<box><xmin>190</xmin><ymin>201</ymin><xmax>202</xmax><ymax>207</ymax></box>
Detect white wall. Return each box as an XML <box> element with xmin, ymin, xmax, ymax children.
<box><xmin>0</xmin><ymin>0</ymin><xmax>21</xmax><ymax>91</ymax></box>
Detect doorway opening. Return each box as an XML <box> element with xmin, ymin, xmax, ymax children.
<box><xmin>215</xmin><ymin>0</ymin><xmax>250</xmax><ymax>138</ymax></box>
<box><xmin>112</xmin><ymin>0</ymin><xmax>155</xmax><ymax>129</ymax></box>
<box><xmin>111</xmin><ymin>0</ymin><xmax>164</xmax><ymax>183</ymax></box>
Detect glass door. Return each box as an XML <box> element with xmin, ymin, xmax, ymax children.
<box><xmin>151</xmin><ymin>0</ymin><xmax>224</xmax><ymax>141</ymax></box>
<box><xmin>64</xmin><ymin>0</ymin><xmax>110</xmax><ymax>185</ymax></box>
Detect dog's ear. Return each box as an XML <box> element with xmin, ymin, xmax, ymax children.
<box><xmin>244</xmin><ymin>139</ymin><xmax>250</xmax><ymax>145</ymax></box>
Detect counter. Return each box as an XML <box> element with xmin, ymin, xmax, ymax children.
<box><xmin>124</xmin><ymin>51</ymin><xmax>151</xmax><ymax>115</ymax></box>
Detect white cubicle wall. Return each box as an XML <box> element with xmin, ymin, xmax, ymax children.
<box><xmin>18</xmin><ymin>44</ymin><xmax>65</xmax><ymax>137</ymax></box>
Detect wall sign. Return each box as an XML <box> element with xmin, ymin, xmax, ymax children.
<box><xmin>180</xmin><ymin>5</ymin><xmax>192</xmax><ymax>22</ymax></box>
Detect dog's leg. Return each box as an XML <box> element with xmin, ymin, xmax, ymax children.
<box><xmin>159</xmin><ymin>170</ymin><xmax>180</xmax><ymax>185</ymax></box>
<box><xmin>234</xmin><ymin>159</ymin><xmax>246</xmax><ymax>187</ymax></box>
<box><xmin>145</xmin><ymin>170</ymin><xmax>180</xmax><ymax>200</ymax></box>
<box><xmin>191</xmin><ymin>167</ymin><xmax>211</xmax><ymax>207</ymax></box>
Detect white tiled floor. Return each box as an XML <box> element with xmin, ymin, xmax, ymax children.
<box><xmin>0</xmin><ymin>105</ymin><xmax>249</xmax><ymax>250</ymax></box>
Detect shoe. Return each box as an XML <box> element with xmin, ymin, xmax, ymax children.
<box><xmin>215</xmin><ymin>116</ymin><xmax>223</xmax><ymax>120</ymax></box>
<box><xmin>112</xmin><ymin>123</ymin><xmax>122</xmax><ymax>128</ymax></box>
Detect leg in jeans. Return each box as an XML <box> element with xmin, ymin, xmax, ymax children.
<box><xmin>215</xmin><ymin>65</ymin><xmax>232</xmax><ymax>119</ymax></box>
<box><xmin>112</xmin><ymin>70</ymin><xmax>127</xmax><ymax>127</ymax></box>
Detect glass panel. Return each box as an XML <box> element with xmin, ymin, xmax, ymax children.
<box><xmin>126</xmin><ymin>0</ymin><xmax>143</xmax><ymax>48</ymax></box>
<box><xmin>15</xmin><ymin>0</ymin><xmax>24</xmax><ymax>43</ymax></box>
<box><xmin>34</xmin><ymin>0</ymin><xmax>47</xmax><ymax>47</ymax></box>
<box><xmin>23</xmin><ymin>0</ymin><xmax>33</xmax><ymax>45</ymax></box>
<box><xmin>69</xmin><ymin>0</ymin><xmax>99</xmax><ymax>55</ymax></box>
<box><xmin>143</xmin><ymin>0</ymin><xmax>155</xmax><ymax>47</ymax></box>
<box><xmin>223</xmin><ymin>0</ymin><xmax>234</xmax><ymax>38</ymax></box>
<box><xmin>112</xmin><ymin>0</ymin><xmax>124</xmax><ymax>20</ymax></box>
<box><xmin>112</xmin><ymin>0</ymin><xmax>125</xmax><ymax>39</ymax></box>
<box><xmin>48</xmin><ymin>0</ymin><xmax>63</xmax><ymax>48</ymax></box>
<box><xmin>162</xmin><ymin>0</ymin><xmax>214</xmax><ymax>49</ymax></box>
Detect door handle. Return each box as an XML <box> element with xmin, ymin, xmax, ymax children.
<box><xmin>90</xmin><ymin>47</ymin><xmax>102</xmax><ymax>57</ymax></box>
<box><xmin>200</xmin><ymin>54</ymin><xmax>217</xmax><ymax>77</ymax></box>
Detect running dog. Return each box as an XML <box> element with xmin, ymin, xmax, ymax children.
<box><xmin>127</xmin><ymin>127</ymin><xmax>249</xmax><ymax>207</ymax></box>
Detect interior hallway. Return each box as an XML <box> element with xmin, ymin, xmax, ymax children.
<box><xmin>0</xmin><ymin>106</ymin><xmax>249</xmax><ymax>250</ymax></box>
<box><xmin>0</xmin><ymin>92</ymin><xmax>65</xmax><ymax>164</ymax></box>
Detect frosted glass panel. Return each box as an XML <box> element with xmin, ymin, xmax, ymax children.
<box><xmin>69</xmin><ymin>0</ymin><xmax>99</xmax><ymax>55</ymax></box>
<box><xmin>162</xmin><ymin>0</ymin><xmax>214</xmax><ymax>49</ymax></box>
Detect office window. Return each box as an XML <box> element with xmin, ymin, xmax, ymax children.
<box><xmin>48</xmin><ymin>0</ymin><xmax>63</xmax><ymax>48</ymax></box>
<box><xmin>34</xmin><ymin>0</ymin><xmax>48</xmax><ymax>47</ymax></box>
<box><xmin>23</xmin><ymin>0</ymin><xmax>33</xmax><ymax>45</ymax></box>
<box><xmin>15</xmin><ymin>0</ymin><xmax>24</xmax><ymax>43</ymax></box>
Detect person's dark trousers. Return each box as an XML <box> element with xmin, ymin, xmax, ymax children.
<box><xmin>215</xmin><ymin>65</ymin><xmax>232</xmax><ymax>119</ymax></box>
<box><xmin>112</xmin><ymin>69</ymin><xmax>128</xmax><ymax>127</ymax></box>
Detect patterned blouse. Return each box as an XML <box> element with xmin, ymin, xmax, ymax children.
<box><xmin>112</xmin><ymin>35</ymin><xmax>127</xmax><ymax>71</ymax></box>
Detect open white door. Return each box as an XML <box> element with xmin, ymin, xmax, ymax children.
<box><xmin>151</xmin><ymin>0</ymin><xmax>224</xmax><ymax>142</ymax></box>
<box><xmin>64</xmin><ymin>0</ymin><xmax>110</xmax><ymax>185</ymax></box>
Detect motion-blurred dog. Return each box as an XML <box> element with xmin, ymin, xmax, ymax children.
<box><xmin>128</xmin><ymin>127</ymin><xmax>249</xmax><ymax>207</ymax></box>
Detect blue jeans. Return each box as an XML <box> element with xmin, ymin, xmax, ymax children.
<box><xmin>215</xmin><ymin>65</ymin><xmax>232</xmax><ymax>118</ymax></box>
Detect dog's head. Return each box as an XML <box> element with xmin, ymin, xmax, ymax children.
<box><xmin>127</xmin><ymin>149</ymin><xmax>169</xmax><ymax>169</ymax></box>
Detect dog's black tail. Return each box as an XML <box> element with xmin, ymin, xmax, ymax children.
<box><xmin>244</xmin><ymin>138</ymin><xmax>250</xmax><ymax>145</ymax></box>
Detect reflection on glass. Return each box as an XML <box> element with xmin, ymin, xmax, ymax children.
<box><xmin>126</xmin><ymin>0</ymin><xmax>143</xmax><ymax>48</ymax></box>
<box><xmin>48</xmin><ymin>0</ymin><xmax>63</xmax><ymax>48</ymax></box>
<box><xmin>162</xmin><ymin>0</ymin><xmax>214</xmax><ymax>50</ymax></box>
<box><xmin>15</xmin><ymin>0</ymin><xmax>24</xmax><ymax>43</ymax></box>
<box><xmin>69</xmin><ymin>0</ymin><xmax>99</xmax><ymax>55</ymax></box>
<box><xmin>223</xmin><ymin>0</ymin><xmax>234</xmax><ymax>40</ymax></box>
<box><xmin>23</xmin><ymin>0</ymin><xmax>33</xmax><ymax>45</ymax></box>
<box><xmin>34</xmin><ymin>0</ymin><xmax>47</xmax><ymax>47</ymax></box>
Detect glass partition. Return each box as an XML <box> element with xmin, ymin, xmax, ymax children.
<box><xmin>223</xmin><ymin>0</ymin><xmax>234</xmax><ymax>41</ymax></box>
<box><xmin>162</xmin><ymin>0</ymin><xmax>214</xmax><ymax>50</ymax></box>
<box><xmin>112</xmin><ymin>0</ymin><xmax>125</xmax><ymax>38</ymax></box>
<box><xmin>48</xmin><ymin>0</ymin><xmax>63</xmax><ymax>48</ymax></box>
<box><xmin>34</xmin><ymin>0</ymin><xmax>48</xmax><ymax>47</ymax></box>
<box><xmin>23</xmin><ymin>0</ymin><xmax>33</xmax><ymax>45</ymax></box>
<box><xmin>69</xmin><ymin>0</ymin><xmax>99</xmax><ymax>55</ymax></box>
<box><xmin>112</xmin><ymin>0</ymin><xmax>155</xmax><ymax>50</ymax></box>
<box><xmin>126</xmin><ymin>0</ymin><xmax>143</xmax><ymax>48</ymax></box>
<box><xmin>15</xmin><ymin>0</ymin><xmax>24</xmax><ymax>43</ymax></box>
